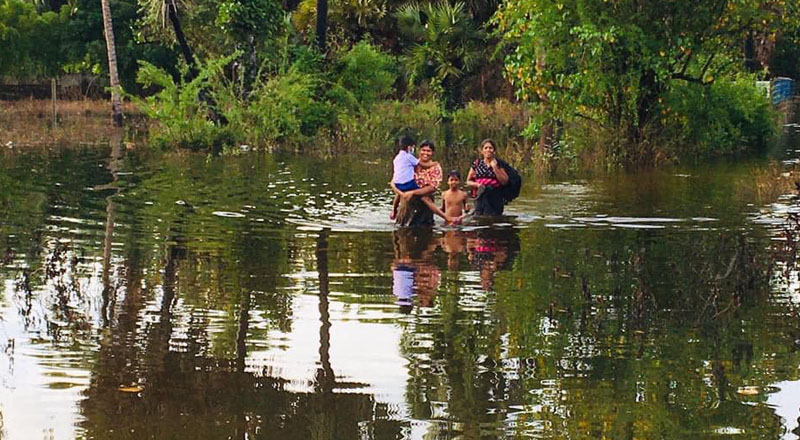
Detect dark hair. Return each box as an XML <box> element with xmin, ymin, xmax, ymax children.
<box><xmin>397</xmin><ymin>135</ymin><xmax>416</xmax><ymax>152</ymax></box>
<box><xmin>419</xmin><ymin>139</ymin><xmax>435</xmax><ymax>151</ymax></box>
<box><xmin>447</xmin><ymin>170</ymin><xmax>461</xmax><ymax>180</ymax></box>
<box><xmin>480</xmin><ymin>138</ymin><xmax>497</xmax><ymax>151</ymax></box>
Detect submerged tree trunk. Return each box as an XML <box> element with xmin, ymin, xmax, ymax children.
<box><xmin>100</xmin><ymin>0</ymin><xmax>123</xmax><ymax>126</ymax></box>
<box><xmin>396</xmin><ymin>196</ymin><xmax>435</xmax><ymax>227</ymax></box>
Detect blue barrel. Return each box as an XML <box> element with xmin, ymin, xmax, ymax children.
<box><xmin>771</xmin><ymin>77</ymin><xmax>795</xmax><ymax>105</ymax></box>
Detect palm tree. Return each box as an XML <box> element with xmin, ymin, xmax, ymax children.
<box><xmin>396</xmin><ymin>1</ymin><xmax>485</xmax><ymax>146</ymax></box>
<box><xmin>100</xmin><ymin>0</ymin><xmax>123</xmax><ymax>126</ymax></box>
<box><xmin>395</xmin><ymin>1</ymin><xmax>485</xmax><ymax>115</ymax></box>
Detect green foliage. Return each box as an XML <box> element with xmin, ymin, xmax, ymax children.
<box><xmin>0</xmin><ymin>0</ymin><xmax>69</xmax><ymax>77</ymax></box>
<box><xmin>665</xmin><ymin>77</ymin><xmax>776</xmax><ymax>157</ymax></box>
<box><xmin>0</xmin><ymin>0</ymin><xmax>176</xmax><ymax>91</ymax></box>
<box><xmin>232</xmin><ymin>67</ymin><xmax>332</xmax><ymax>145</ymax></box>
<box><xmin>333</xmin><ymin>40</ymin><xmax>397</xmax><ymax>110</ymax></box>
<box><xmin>131</xmin><ymin>58</ymin><xmax>235</xmax><ymax>150</ymax></box>
<box><xmin>216</xmin><ymin>0</ymin><xmax>282</xmax><ymax>39</ymax></box>
<box><xmin>67</xmin><ymin>0</ymin><xmax>177</xmax><ymax>92</ymax></box>
<box><xmin>396</xmin><ymin>2</ymin><xmax>486</xmax><ymax>115</ymax></box>
<box><xmin>495</xmin><ymin>0</ymin><xmax>796</xmax><ymax>163</ymax></box>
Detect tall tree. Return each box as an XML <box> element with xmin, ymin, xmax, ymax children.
<box><xmin>100</xmin><ymin>0</ymin><xmax>123</xmax><ymax>125</ymax></box>
<box><xmin>494</xmin><ymin>0</ymin><xmax>800</xmax><ymax>153</ymax></box>
<box><xmin>396</xmin><ymin>1</ymin><xmax>485</xmax><ymax>145</ymax></box>
<box><xmin>140</xmin><ymin>0</ymin><xmax>226</xmax><ymax>123</ymax></box>
<box><xmin>315</xmin><ymin>0</ymin><xmax>327</xmax><ymax>52</ymax></box>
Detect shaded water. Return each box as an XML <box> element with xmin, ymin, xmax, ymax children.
<box><xmin>1</xmin><ymin>142</ymin><xmax>800</xmax><ymax>439</ymax></box>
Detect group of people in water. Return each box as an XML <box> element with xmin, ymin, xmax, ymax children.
<box><xmin>389</xmin><ymin>136</ymin><xmax>522</xmax><ymax>225</ymax></box>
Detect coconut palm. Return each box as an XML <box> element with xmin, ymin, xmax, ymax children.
<box><xmin>140</xmin><ymin>0</ymin><xmax>198</xmax><ymax>78</ymax></box>
<box><xmin>395</xmin><ymin>1</ymin><xmax>485</xmax><ymax>115</ymax></box>
<box><xmin>100</xmin><ymin>0</ymin><xmax>123</xmax><ymax>126</ymax></box>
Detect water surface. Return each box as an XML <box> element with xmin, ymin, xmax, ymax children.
<box><xmin>1</xmin><ymin>144</ymin><xmax>799</xmax><ymax>439</ymax></box>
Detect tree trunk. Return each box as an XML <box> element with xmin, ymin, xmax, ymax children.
<box><xmin>536</xmin><ymin>49</ymin><xmax>552</xmax><ymax>153</ymax></box>
<box><xmin>167</xmin><ymin>1</ymin><xmax>226</xmax><ymax>125</ymax></box>
<box><xmin>168</xmin><ymin>2</ymin><xmax>198</xmax><ymax>79</ymax></box>
<box><xmin>100</xmin><ymin>0</ymin><xmax>123</xmax><ymax>126</ymax></box>
<box><xmin>316</xmin><ymin>0</ymin><xmax>328</xmax><ymax>53</ymax></box>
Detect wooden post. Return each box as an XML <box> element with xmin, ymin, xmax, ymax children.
<box><xmin>51</xmin><ymin>78</ymin><xmax>57</xmax><ymax>129</ymax></box>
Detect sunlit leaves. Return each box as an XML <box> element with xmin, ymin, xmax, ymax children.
<box><xmin>493</xmin><ymin>0</ymin><xmax>800</xmax><ymax>144</ymax></box>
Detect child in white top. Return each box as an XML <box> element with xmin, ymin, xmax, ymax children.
<box><xmin>390</xmin><ymin>136</ymin><xmax>420</xmax><ymax>219</ymax></box>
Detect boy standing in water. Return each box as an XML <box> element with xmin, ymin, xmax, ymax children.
<box><xmin>391</xmin><ymin>136</ymin><xmax>420</xmax><ymax>220</ymax></box>
<box><xmin>442</xmin><ymin>170</ymin><xmax>469</xmax><ymax>221</ymax></box>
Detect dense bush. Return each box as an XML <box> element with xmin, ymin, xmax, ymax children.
<box><xmin>131</xmin><ymin>59</ymin><xmax>234</xmax><ymax>151</ymax></box>
<box><xmin>134</xmin><ymin>41</ymin><xmax>404</xmax><ymax>150</ymax></box>
<box><xmin>333</xmin><ymin>40</ymin><xmax>398</xmax><ymax>110</ymax></box>
<box><xmin>0</xmin><ymin>0</ymin><xmax>68</xmax><ymax>77</ymax></box>
<box><xmin>558</xmin><ymin>77</ymin><xmax>777</xmax><ymax>169</ymax></box>
<box><xmin>665</xmin><ymin>77</ymin><xmax>776</xmax><ymax>158</ymax></box>
<box><xmin>234</xmin><ymin>67</ymin><xmax>331</xmax><ymax>145</ymax></box>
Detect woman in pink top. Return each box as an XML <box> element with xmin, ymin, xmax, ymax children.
<box><xmin>391</xmin><ymin>140</ymin><xmax>453</xmax><ymax>224</ymax></box>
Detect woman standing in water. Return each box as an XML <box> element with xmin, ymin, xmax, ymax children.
<box><xmin>466</xmin><ymin>139</ymin><xmax>521</xmax><ymax>216</ymax></box>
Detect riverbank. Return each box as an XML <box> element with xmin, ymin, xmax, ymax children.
<box><xmin>0</xmin><ymin>99</ymin><xmax>146</xmax><ymax>148</ymax></box>
<box><xmin>0</xmin><ymin>89</ymin><xmax>788</xmax><ymax>176</ymax></box>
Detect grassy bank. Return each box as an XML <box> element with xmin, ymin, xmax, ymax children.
<box><xmin>1</xmin><ymin>82</ymin><xmax>784</xmax><ymax>176</ymax></box>
<box><xmin>0</xmin><ymin>99</ymin><xmax>146</xmax><ymax>148</ymax></box>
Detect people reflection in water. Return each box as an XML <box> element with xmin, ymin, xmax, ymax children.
<box><xmin>391</xmin><ymin>228</ymin><xmax>520</xmax><ymax>310</ymax></box>
<box><xmin>392</xmin><ymin>229</ymin><xmax>441</xmax><ymax>312</ymax></box>
<box><xmin>467</xmin><ymin>229</ymin><xmax>519</xmax><ymax>291</ymax></box>
<box><xmin>442</xmin><ymin>230</ymin><xmax>467</xmax><ymax>271</ymax></box>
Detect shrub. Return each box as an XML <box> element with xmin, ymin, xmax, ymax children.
<box><xmin>131</xmin><ymin>59</ymin><xmax>235</xmax><ymax>151</ymax></box>
<box><xmin>665</xmin><ymin>77</ymin><xmax>776</xmax><ymax>158</ymax></box>
<box><xmin>333</xmin><ymin>41</ymin><xmax>397</xmax><ymax>112</ymax></box>
<box><xmin>235</xmin><ymin>67</ymin><xmax>333</xmax><ymax>146</ymax></box>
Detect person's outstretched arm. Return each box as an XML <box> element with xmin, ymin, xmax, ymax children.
<box><xmin>420</xmin><ymin>197</ymin><xmax>452</xmax><ymax>223</ymax></box>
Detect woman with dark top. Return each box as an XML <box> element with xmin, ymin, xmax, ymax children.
<box><xmin>466</xmin><ymin>139</ymin><xmax>521</xmax><ymax>216</ymax></box>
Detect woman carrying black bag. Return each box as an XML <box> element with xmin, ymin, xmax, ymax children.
<box><xmin>465</xmin><ymin>139</ymin><xmax>522</xmax><ymax>216</ymax></box>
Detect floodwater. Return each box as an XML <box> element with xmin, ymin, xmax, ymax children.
<box><xmin>1</xmin><ymin>140</ymin><xmax>800</xmax><ymax>439</ymax></box>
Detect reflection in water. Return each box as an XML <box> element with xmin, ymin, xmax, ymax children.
<box><xmin>0</xmin><ymin>149</ymin><xmax>799</xmax><ymax>438</ymax></box>
<box><xmin>392</xmin><ymin>229</ymin><xmax>441</xmax><ymax>312</ymax></box>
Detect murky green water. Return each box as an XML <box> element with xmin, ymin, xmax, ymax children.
<box><xmin>1</xmin><ymin>141</ymin><xmax>800</xmax><ymax>439</ymax></box>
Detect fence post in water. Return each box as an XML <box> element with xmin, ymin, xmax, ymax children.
<box><xmin>51</xmin><ymin>78</ymin><xmax>57</xmax><ymax>129</ymax></box>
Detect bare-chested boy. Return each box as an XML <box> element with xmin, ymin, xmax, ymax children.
<box><xmin>441</xmin><ymin>170</ymin><xmax>469</xmax><ymax>221</ymax></box>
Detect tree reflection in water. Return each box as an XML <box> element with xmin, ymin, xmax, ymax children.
<box><xmin>1</xmin><ymin>149</ymin><xmax>800</xmax><ymax>438</ymax></box>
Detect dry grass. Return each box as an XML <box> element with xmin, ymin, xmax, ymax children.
<box><xmin>749</xmin><ymin>162</ymin><xmax>800</xmax><ymax>204</ymax></box>
<box><xmin>0</xmin><ymin>99</ymin><xmax>147</xmax><ymax>148</ymax></box>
